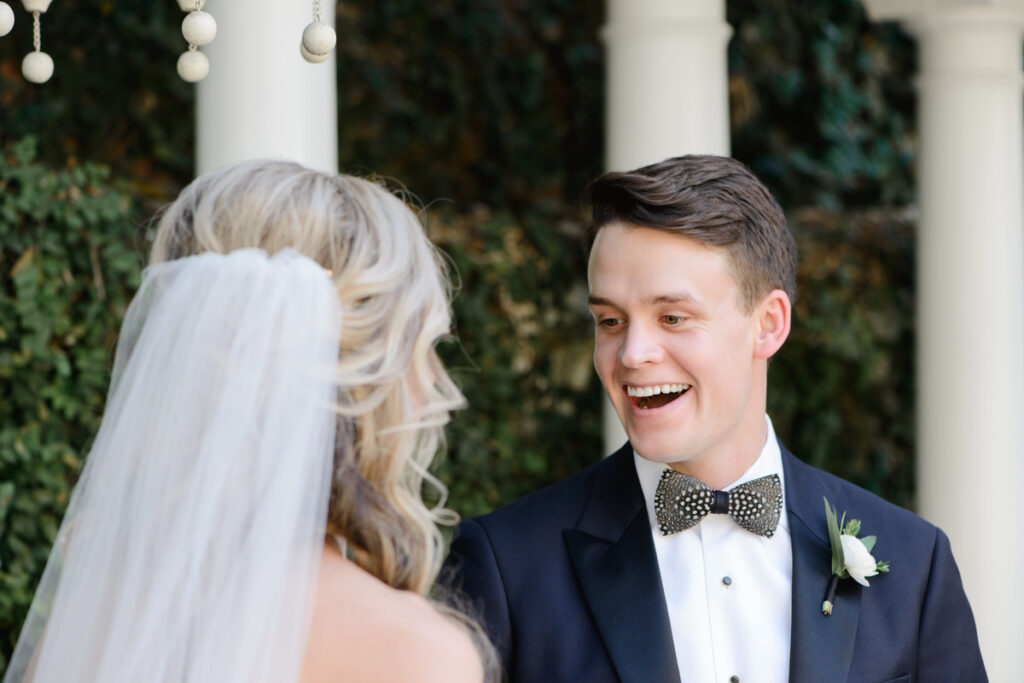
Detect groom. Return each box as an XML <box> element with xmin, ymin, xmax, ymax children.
<box><xmin>444</xmin><ymin>155</ymin><xmax>986</xmax><ymax>682</ymax></box>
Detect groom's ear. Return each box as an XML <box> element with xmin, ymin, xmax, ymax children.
<box><xmin>753</xmin><ymin>289</ymin><xmax>791</xmax><ymax>360</ymax></box>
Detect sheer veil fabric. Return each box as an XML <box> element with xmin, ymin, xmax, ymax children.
<box><xmin>5</xmin><ymin>249</ymin><xmax>342</xmax><ymax>683</ymax></box>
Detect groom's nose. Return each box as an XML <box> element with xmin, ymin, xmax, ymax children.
<box><xmin>619</xmin><ymin>322</ymin><xmax>664</xmax><ymax>368</ymax></box>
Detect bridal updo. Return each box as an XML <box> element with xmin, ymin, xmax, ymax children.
<box><xmin>150</xmin><ymin>160</ymin><xmax>464</xmax><ymax>595</ymax></box>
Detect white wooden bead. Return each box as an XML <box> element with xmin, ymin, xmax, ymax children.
<box><xmin>301</xmin><ymin>21</ymin><xmax>336</xmax><ymax>56</ymax></box>
<box><xmin>20</xmin><ymin>0</ymin><xmax>51</xmax><ymax>12</ymax></box>
<box><xmin>176</xmin><ymin>0</ymin><xmax>199</xmax><ymax>10</ymax></box>
<box><xmin>177</xmin><ymin>50</ymin><xmax>209</xmax><ymax>82</ymax></box>
<box><xmin>182</xmin><ymin>11</ymin><xmax>216</xmax><ymax>46</ymax></box>
<box><xmin>300</xmin><ymin>42</ymin><xmax>330</xmax><ymax>64</ymax></box>
<box><xmin>22</xmin><ymin>50</ymin><xmax>53</xmax><ymax>83</ymax></box>
<box><xmin>0</xmin><ymin>3</ymin><xmax>14</xmax><ymax>37</ymax></box>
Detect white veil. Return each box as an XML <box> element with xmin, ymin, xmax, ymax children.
<box><xmin>4</xmin><ymin>248</ymin><xmax>341</xmax><ymax>683</ymax></box>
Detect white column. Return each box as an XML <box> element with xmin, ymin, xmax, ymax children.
<box><xmin>865</xmin><ymin>2</ymin><xmax>1024</xmax><ymax>678</ymax></box>
<box><xmin>195</xmin><ymin>0</ymin><xmax>337</xmax><ymax>175</ymax></box>
<box><xmin>603</xmin><ymin>0</ymin><xmax>732</xmax><ymax>171</ymax></box>
<box><xmin>600</xmin><ymin>0</ymin><xmax>732</xmax><ymax>451</ymax></box>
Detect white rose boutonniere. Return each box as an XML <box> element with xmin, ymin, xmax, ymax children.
<box><xmin>822</xmin><ymin>497</ymin><xmax>890</xmax><ymax>615</ymax></box>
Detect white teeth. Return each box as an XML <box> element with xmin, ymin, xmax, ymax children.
<box><xmin>626</xmin><ymin>383</ymin><xmax>691</xmax><ymax>398</ymax></box>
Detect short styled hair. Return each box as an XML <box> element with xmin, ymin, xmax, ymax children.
<box><xmin>588</xmin><ymin>155</ymin><xmax>797</xmax><ymax>312</ymax></box>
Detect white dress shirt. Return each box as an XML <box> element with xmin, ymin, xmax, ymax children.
<box><xmin>634</xmin><ymin>415</ymin><xmax>792</xmax><ymax>683</ymax></box>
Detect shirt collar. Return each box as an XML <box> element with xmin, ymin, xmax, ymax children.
<box><xmin>633</xmin><ymin>414</ymin><xmax>787</xmax><ymax>533</ymax></box>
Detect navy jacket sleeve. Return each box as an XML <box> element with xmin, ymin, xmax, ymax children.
<box><xmin>444</xmin><ymin>518</ymin><xmax>513</xmax><ymax>673</ymax></box>
<box><xmin>916</xmin><ymin>528</ymin><xmax>986</xmax><ymax>681</ymax></box>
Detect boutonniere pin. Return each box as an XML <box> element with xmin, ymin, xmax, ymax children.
<box><xmin>822</xmin><ymin>497</ymin><xmax>890</xmax><ymax>615</ymax></box>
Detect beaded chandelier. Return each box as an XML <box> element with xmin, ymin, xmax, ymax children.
<box><xmin>175</xmin><ymin>0</ymin><xmax>336</xmax><ymax>83</ymax></box>
<box><xmin>0</xmin><ymin>1</ymin><xmax>338</xmax><ymax>85</ymax></box>
<box><xmin>0</xmin><ymin>0</ymin><xmax>55</xmax><ymax>84</ymax></box>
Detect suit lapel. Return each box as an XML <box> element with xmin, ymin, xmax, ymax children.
<box><xmin>783</xmin><ymin>448</ymin><xmax>861</xmax><ymax>683</ymax></box>
<box><xmin>563</xmin><ymin>444</ymin><xmax>680</xmax><ymax>683</ymax></box>
<box><xmin>561</xmin><ymin>443</ymin><xmax>863</xmax><ymax>682</ymax></box>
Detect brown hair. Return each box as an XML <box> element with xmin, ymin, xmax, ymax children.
<box><xmin>588</xmin><ymin>155</ymin><xmax>797</xmax><ymax>311</ymax></box>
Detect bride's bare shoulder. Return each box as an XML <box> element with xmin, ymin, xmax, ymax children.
<box><xmin>299</xmin><ymin>547</ymin><xmax>483</xmax><ymax>683</ymax></box>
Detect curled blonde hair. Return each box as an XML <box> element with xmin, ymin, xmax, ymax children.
<box><xmin>150</xmin><ymin>159</ymin><xmax>464</xmax><ymax>595</ymax></box>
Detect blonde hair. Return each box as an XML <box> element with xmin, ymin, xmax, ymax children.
<box><xmin>150</xmin><ymin>160</ymin><xmax>463</xmax><ymax>596</ymax></box>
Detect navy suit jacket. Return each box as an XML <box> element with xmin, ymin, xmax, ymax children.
<box><xmin>443</xmin><ymin>443</ymin><xmax>986</xmax><ymax>682</ymax></box>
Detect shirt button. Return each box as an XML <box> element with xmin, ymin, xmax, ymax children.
<box><xmin>722</xmin><ymin>576</ymin><xmax>732</xmax><ymax>586</ymax></box>
<box><xmin>730</xmin><ymin>677</ymin><xmax>740</xmax><ymax>683</ymax></box>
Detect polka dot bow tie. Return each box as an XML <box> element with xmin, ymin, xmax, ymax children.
<box><xmin>654</xmin><ymin>471</ymin><xmax>783</xmax><ymax>538</ymax></box>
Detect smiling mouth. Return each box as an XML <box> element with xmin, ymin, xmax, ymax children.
<box><xmin>625</xmin><ymin>383</ymin><xmax>691</xmax><ymax>410</ymax></box>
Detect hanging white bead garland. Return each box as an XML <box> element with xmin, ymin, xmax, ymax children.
<box><xmin>177</xmin><ymin>50</ymin><xmax>209</xmax><ymax>82</ymax></box>
<box><xmin>20</xmin><ymin>0</ymin><xmax>53</xmax><ymax>84</ymax></box>
<box><xmin>302</xmin><ymin>23</ymin><xmax>335</xmax><ymax>55</ymax></box>
<box><xmin>299</xmin><ymin>43</ymin><xmax>328</xmax><ymax>64</ymax></box>
<box><xmin>0</xmin><ymin>2</ymin><xmax>14</xmax><ymax>37</ymax></box>
<box><xmin>177</xmin><ymin>0</ymin><xmax>214</xmax><ymax>83</ymax></box>
<box><xmin>181</xmin><ymin>10</ymin><xmax>215</xmax><ymax>46</ymax></box>
<box><xmin>22</xmin><ymin>51</ymin><xmax>53</xmax><ymax>83</ymax></box>
<box><xmin>300</xmin><ymin>0</ymin><xmax>335</xmax><ymax>64</ymax></box>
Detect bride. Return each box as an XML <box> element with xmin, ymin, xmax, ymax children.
<box><xmin>4</xmin><ymin>161</ymin><xmax>493</xmax><ymax>682</ymax></box>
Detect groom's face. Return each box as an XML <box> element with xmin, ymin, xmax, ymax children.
<box><xmin>588</xmin><ymin>222</ymin><xmax>765</xmax><ymax>471</ymax></box>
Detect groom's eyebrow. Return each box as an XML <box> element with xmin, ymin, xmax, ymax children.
<box><xmin>587</xmin><ymin>293</ymin><xmax>699</xmax><ymax>307</ymax></box>
<box><xmin>587</xmin><ymin>295</ymin><xmax>617</xmax><ymax>307</ymax></box>
<box><xmin>645</xmin><ymin>293</ymin><xmax>698</xmax><ymax>305</ymax></box>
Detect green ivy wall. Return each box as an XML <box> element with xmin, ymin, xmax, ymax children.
<box><xmin>0</xmin><ymin>0</ymin><xmax>918</xmax><ymax>669</ymax></box>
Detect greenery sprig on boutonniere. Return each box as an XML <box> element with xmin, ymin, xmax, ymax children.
<box><xmin>822</xmin><ymin>497</ymin><xmax>890</xmax><ymax>615</ymax></box>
